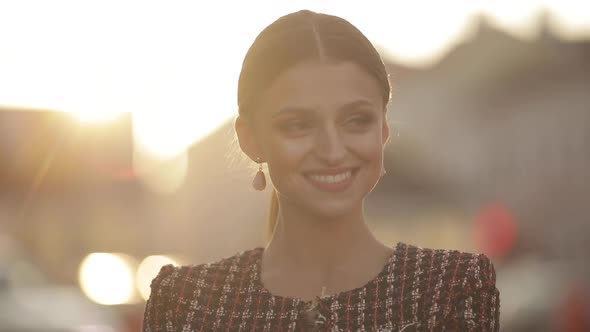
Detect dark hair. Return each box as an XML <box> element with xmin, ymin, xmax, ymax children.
<box><xmin>237</xmin><ymin>10</ymin><xmax>391</xmax><ymax>239</ymax></box>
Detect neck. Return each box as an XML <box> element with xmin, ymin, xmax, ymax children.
<box><xmin>264</xmin><ymin>201</ymin><xmax>384</xmax><ymax>271</ymax></box>
<box><xmin>260</xmin><ymin>199</ymin><xmax>394</xmax><ymax>300</ymax></box>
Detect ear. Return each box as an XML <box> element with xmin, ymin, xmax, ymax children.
<box><xmin>381</xmin><ymin>112</ymin><xmax>390</xmax><ymax>146</ymax></box>
<box><xmin>235</xmin><ymin>115</ymin><xmax>264</xmax><ymax>162</ymax></box>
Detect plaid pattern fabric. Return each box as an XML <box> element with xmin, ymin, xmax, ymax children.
<box><xmin>143</xmin><ymin>242</ymin><xmax>500</xmax><ymax>331</ymax></box>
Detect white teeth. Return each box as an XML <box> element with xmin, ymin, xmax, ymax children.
<box><xmin>308</xmin><ymin>171</ymin><xmax>352</xmax><ymax>184</ymax></box>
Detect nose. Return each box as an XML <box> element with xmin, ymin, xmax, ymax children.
<box><xmin>313</xmin><ymin>124</ymin><xmax>347</xmax><ymax>165</ymax></box>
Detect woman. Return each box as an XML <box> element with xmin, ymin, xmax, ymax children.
<box><xmin>143</xmin><ymin>9</ymin><xmax>500</xmax><ymax>331</ymax></box>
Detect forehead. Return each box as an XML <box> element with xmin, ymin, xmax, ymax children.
<box><xmin>258</xmin><ymin>61</ymin><xmax>384</xmax><ymax>116</ymax></box>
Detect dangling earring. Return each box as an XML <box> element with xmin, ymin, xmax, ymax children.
<box><xmin>252</xmin><ymin>158</ymin><xmax>266</xmax><ymax>191</ymax></box>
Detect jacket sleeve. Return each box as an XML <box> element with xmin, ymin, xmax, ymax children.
<box><xmin>142</xmin><ymin>264</ymin><xmax>177</xmax><ymax>332</ymax></box>
<box><xmin>449</xmin><ymin>253</ymin><xmax>501</xmax><ymax>331</ymax></box>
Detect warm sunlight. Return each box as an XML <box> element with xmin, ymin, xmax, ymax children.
<box><xmin>543</xmin><ymin>0</ymin><xmax>590</xmax><ymax>40</ymax></box>
<box><xmin>334</xmin><ymin>1</ymin><xmax>481</xmax><ymax>66</ymax></box>
<box><xmin>480</xmin><ymin>0</ymin><xmax>544</xmax><ymax>39</ymax></box>
<box><xmin>1</xmin><ymin>1</ymin><xmax>588</xmax><ymax>165</ymax></box>
<box><xmin>68</xmin><ymin>108</ymin><xmax>126</xmax><ymax>125</ymax></box>
<box><xmin>133</xmin><ymin>148</ymin><xmax>189</xmax><ymax>194</ymax></box>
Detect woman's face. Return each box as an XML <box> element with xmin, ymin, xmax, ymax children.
<box><xmin>249</xmin><ymin>60</ymin><xmax>389</xmax><ymax>218</ymax></box>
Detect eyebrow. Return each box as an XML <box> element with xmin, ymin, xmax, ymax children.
<box><xmin>272</xmin><ymin>99</ymin><xmax>376</xmax><ymax>118</ymax></box>
<box><xmin>339</xmin><ymin>99</ymin><xmax>376</xmax><ymax>112</ymax></box>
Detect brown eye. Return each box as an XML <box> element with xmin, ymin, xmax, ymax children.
<box><xmin>277</xmin><ymin>119</ymin><xmax>313</xmax><ymax>136</ymax></box>
<box><xmin>345</xmin><ymin>114</ymin><xmax>374</xmax><ymax>130</ymax></box>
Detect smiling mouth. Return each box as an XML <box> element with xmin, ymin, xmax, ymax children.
<box><xmin>307</xmin><ymin>171</ymin><xmax>352</xmax><ymax>184</ymax></box>
<box><xmin>303</xmin><ymin>168</ymin><xmax>358</xmax><ymax>192</ymax></box>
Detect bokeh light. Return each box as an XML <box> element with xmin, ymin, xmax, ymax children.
<box><xmin>78</xmin><ymin>253</ymin><xmax>137</xmax><ymax>305</ymax></box>
<box><xmin>136</xmin><ymin>255</ymin><xmax>179</xmax><ymax>301</ymax></box>
<box><xmin>473</xmin><ymin>203</ymin><xmax>518</xmax><ymax>259</ymax></box>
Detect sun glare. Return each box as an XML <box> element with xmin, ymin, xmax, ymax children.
<box><xmin>68</xmin><ymin>109</ymin><xmax>126</xmax><ymax>125</ymax></box>
<box><xmin>1</xmin><ymin>1</ymin><xmax>588</xmax><ymax>156</ymax></box>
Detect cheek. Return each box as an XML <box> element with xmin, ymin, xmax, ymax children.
<box><xmin>265</xmin><ymin>136</ymin><xmax>314</xmax><ymax>175</ymax></box>
<box><xmin>347</xmin><ymin>132</ymin><xmax>385</xmax><ymax>163</ymax></box>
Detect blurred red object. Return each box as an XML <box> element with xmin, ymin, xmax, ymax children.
<box><xmin>123</xmin><ymin>309</ymin><xmax>144</xmax><ymax>332</ymax></box>
<box><xmin>473</xmin><ymin>203</ymin><xmax>518</xmax><ymax>259</ymax></box>
<box><xmin>555</xmin><ymin>282</ymin><xmax>590</xmax><ymax>332</ymax></box>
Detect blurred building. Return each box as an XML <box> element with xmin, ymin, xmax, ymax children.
<box><xmin>0</xmin><ymin>17</ymin><xmax>589</xmax><ymax>331</ymax></box>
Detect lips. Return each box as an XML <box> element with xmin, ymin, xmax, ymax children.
<box><xmin>308</xmin><ymin>171</ymin><xmax>352</xmax><ymax>183</ymax></box>
<box><xmin>303</xmin><ymin>168</ymin><xmax>358</xmax><ymax>192</ymax></box>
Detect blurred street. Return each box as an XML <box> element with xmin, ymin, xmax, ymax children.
<box><xmin>1</xmin><ymin>2</ymin><xmax>590</xmax><ymax>331</ymax></box>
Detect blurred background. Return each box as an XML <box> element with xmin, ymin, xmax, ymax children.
<box><xmin>1</xmin><ymin>1</ymin><xmax>589</xmax><ymax>331</ymax></box>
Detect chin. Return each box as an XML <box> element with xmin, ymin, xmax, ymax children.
<box><xmin>305</xmin><ymin>198</ymin><xmax>362</xmax><ymax>220</ymax></box>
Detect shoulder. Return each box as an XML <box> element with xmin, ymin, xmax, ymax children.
<box><xmin>143</xmin><ymin>248</ymin><xmax>263</xmax><ymax>331</ymax></box>
<box><xmin>148</xmin><ymin>247</ymin><xmax>263</xmax><ymax>301</ymax></box>
<box><xmin>395</xmin><ymin>243</ymin><xmax>500</xmax><ymax>330</ymax></box>
<box><xmin>395</xmin><ymin>242</ymin><xmax>497</xmax><ymax>290</ymax></box>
